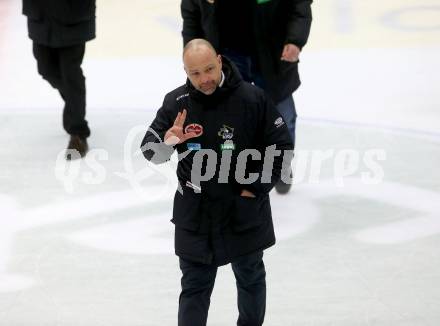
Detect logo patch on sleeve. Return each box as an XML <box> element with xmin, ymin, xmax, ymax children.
<box><xmin>274</xmin><ymin>117</ymin><xmax>285</xmax><ymax>128</ymax></box>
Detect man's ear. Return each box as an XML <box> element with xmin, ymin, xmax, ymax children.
<box><xmin>217</xmin><ymin>54</ymin><xmax>222</xmax><ymax>65</ymax></box>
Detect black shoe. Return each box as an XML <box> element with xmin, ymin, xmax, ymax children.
<box><xmin>66</xmin><ymin>135</ymin><xmax>88</xmax><ymax>160</ymax></box>
<box><xmin>275</xmin><ymin>170</ymin><xmax>292</xmax><ymax>194</ymax></box>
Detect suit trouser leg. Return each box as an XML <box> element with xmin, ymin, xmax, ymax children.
<box><xmin>32</xmin><ymin>42</ymin><xmax>63</xmax><ymax>90</ymax></box>
<box><xmin>178</xmin><ymin>258</ymin><xmax>218</xmax><ymax>326</ymax></box>
<box><xmin>231</xmin><ymin>251</ymin><xmax>266</xmax><ymax>326</ymax></box>
<box><xmin>58</xmin><ymin>44</ymin><xmax>90</xmax><ymax>138</ymax></box>
<box><xmin>32</xmin><ymin>42</ymin><xmax>90</xmax><ymax>138</ymax></box>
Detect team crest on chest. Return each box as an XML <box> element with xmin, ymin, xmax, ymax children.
<box><xmin>218</xmin><ymin>125</ymin><xmax>234</xmax><ymax>140</ymax></box>
<box><xmin>218</xmin><ymin>125</ymin><xmax>235</xmax><ymax>150</ymax></box>
<box><xmin>185</xmin><ymin>123</ymin><xmax>204</xmax><ymax>137</ymax></box>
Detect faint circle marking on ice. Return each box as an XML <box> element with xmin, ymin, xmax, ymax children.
<box><xmin>298</xmin><ymin>178</ymin><xmax>440</xmax><ymax>244</ymax></box>
<box><xmin>116</xmin><ymin>125</ymin><xmax>178</xmax><ymax>201</ymax></box>
<box><xmin>68</xmin><ymin>213</ymin><xmax>174</xmax><ymax>255</ymax></box>
<box><xmin>67</xmin><ymin>192</ymin><xmax>320</xmax><ymax>255</ymax></box>
<box><xmin>271</xmin><ymin>193</ymin><xmax>319</xmax><ymax>240</ymax></box>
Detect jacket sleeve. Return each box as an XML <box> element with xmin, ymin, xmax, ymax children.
<box><xmin>285</xmin><ymin>0</ymin><xmax>313</xmax><ymax>49</ymax></box>
<box><xmin>140</xmin><ymin>95</ymin><xmax>176</xmax><ymax>164</ymax></box>
<box><xmin>181</xmin><ymin>0</ymin><xmax>203</xmax><ymax>46</ymax></box>
<box><xmin>242</xmin><ymin>94</ymin><xmax>294</xmax><ymax>195</ymax></box>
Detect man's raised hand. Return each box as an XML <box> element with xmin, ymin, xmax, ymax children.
<box><xmin>164</xmin><ymin>109</ymin><xmax>198</xmax><ymax>146</ymax></box>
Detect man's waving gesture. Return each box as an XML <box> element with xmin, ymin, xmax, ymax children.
<box><xmin>164</xmin><ymin>109</ymin><xmax>198</xmax><ymax>146</ymax></box>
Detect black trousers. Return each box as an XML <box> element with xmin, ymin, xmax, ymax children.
<box><xmin>32</xmin><ymin>42</ymin><xmax>90</xmax><ymax>138</ymax></box>
<box><xmin>178</xmin><ymin>251</ymin><xmax>266</xmax><ymax>326</ymax></box>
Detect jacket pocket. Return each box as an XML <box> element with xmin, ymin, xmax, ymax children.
<box><xmin>279</xmin><ymin>59</ymin><xmax>299</xmax><ymax>74</ymax></box>
<box><xmin>171</xmin><ymin>189</ymin><xmax>201</xmax><ymax>232</ymax></box>
<box><xmin>231</xmin><ymin>195</ymin><xmax>265</xmax><ymax>232</ymax></box>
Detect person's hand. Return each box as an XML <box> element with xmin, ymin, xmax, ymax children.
<box><xmin>240</xmin><ymin>189</ymin><xmax>256</xmax><ymax>198</ymax></box>
<box><xmin>164</xmin><ymin>109</ymin><xmax>198</xmax><ymax>146</ymax></box>
<box><xmin>281</xmin><ymin>43</ymin><xmax>300</xmax><ymax>62</ymax></box>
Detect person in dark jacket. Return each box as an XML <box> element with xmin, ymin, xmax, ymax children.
<box><xmin>22</xmin><ymin>0</ymin><xmax>96</xmax><ymax>159</ymax></box>
<box><xmin>141</xmin><ymin>39</ymin><xmax>293</xmax><ymax>326</ymax></box>
<box><xmin>181</xmin><ymin>0</ymin><xmax>313</xmax><ymax>193</ymax></box>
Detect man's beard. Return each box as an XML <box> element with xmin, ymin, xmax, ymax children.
<box><xmin>199</xmin><ymin>80</ymin><xmax>218</xmax><ymax>95</ymax></box>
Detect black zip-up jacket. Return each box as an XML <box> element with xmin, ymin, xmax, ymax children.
<box><xmin>141</xmin><ymin>57</ymin><xmax>293</xmax><ymax>263</ymax></box>
<box><xmin>22</xmin><ymin>0</ymin><xmax>96</xmax><ymax>47</ymax></box>
<box><xmin>181</xmin><ymin>0</ymin><xmax>313</xmax><ymax>103</ymax></box>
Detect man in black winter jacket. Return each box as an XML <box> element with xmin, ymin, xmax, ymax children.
<box><xmin>141</xmin><ymin>39</ymin><xmax>293</xmax><ymax>326</ymax></box>
<box><xmin>22</xmin><ymin>0</ymin><xmax>96</xmax><ymax>159</ymax></box>
<box><xmin>181</xmin><ymin>0</ymin><xmax>313</xmax><ymax>193</ymax></box>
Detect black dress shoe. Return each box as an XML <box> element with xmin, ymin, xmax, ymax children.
<box><xmin>275</xmin><ymin>169</ymin><xmax>292</xmax><ymax>194</ymax></box>
<box><xmin>66</xmin><ymin>135</ymin><xmax>88</xmax><ymax>160</ymax></box>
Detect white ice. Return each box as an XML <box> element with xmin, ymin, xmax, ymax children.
<box><xmin>0</xmin><ymin>1</ymin><xmax>440</xmax><ymax>325</ymax></box>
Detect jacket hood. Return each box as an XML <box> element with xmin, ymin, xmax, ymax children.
<box><xmin>186</xmin><ymin>55</ymin><xmax>243</xmax><ymax>101</ymax></box>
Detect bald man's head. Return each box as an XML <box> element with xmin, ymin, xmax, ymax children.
<box><xmin>183</xmin><ymin>39</ymin><xmax>218</xmax><ymax>58</ymax></box>
<box><xmin>183</xmin><ymin>39</ymin><xmax>222</xmax><ymax>95</ymax></box>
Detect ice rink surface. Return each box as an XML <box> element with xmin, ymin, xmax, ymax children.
<box><xmin>0</xmin><ymin>0</ymin><xmax>440</xmax><ymax>325</ymax></box>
